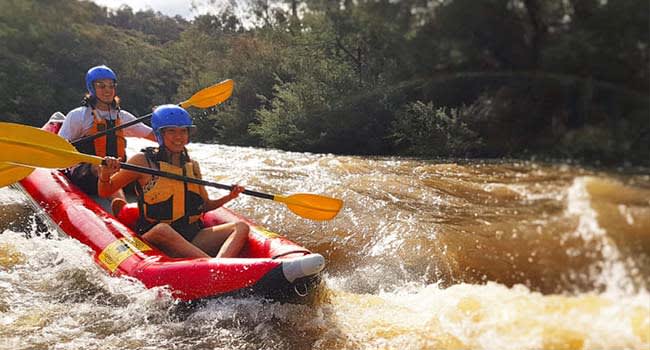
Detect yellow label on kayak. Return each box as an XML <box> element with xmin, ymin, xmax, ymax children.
<box><xmin>254</xmin><ymin>226</ymin><xmax>281</xmax><ymax>239</ymax></box>
<box><xmin>98</xmin><ymin>237</ymin><xmax>152</xmax><ymax>273</ymax></box>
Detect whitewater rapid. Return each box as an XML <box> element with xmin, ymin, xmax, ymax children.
<box><xmin>1</xmin><ymin>138</ymin><xmax>648</xmax><ymax>349</ymax></box>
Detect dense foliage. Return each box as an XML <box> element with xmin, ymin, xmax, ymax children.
<box><xmin>0</xmin><ymin>0</ymin><xmax>648</xmax><ymax>166</ymax></box>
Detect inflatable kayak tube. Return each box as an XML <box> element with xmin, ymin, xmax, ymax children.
<box><xmin>16</xmin><ymin>114</ymin><xmax>324</xmax><ymax>303</ymax></box>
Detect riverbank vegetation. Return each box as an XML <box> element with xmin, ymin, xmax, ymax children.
<box><xmin>1</xmin><ymin>0</ymin><xmax>647</xmax><ymax>166</ymax></box>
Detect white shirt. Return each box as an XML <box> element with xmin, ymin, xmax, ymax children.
<box><xmin>58</xmin><ymin>106</ymin><xmax>152</xmax><ymax>142</ymax></box>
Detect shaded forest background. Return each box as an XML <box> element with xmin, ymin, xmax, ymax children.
<box><xmin>0</xmin><ymin>0</ymin><xmax>648</xmax><ymax>166</ymax></box>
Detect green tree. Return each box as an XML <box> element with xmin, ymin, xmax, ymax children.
<box><xmin>390</xmin><ymin>101</ymin><xmax>482</xmax><ymax>157</ymax></box>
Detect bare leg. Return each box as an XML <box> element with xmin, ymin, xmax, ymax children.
<box><xmin>141</xmin><ymin>223</ymin><xmax>210</xmax><ymax>258</ymax></box>
<box><xmin>110</xmin><ymin>192</ymin><xmax>127</xmax><ymax>216</ymax></box>
<box><xmin>192</xmin><ymin>221</ymin><xmax>249</xmax><ymax>258</ymax></box>
<box><xmin>92</xmin><ymin>164</ymin><xmax>126</xmax><ymax>202</ymax></box>
<box><xmin>109</xmin><ymin>188</ymin><xmax>126</xmax><ymax>201</ymax></box>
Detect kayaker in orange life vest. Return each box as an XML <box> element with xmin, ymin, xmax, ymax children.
<box><xmin>97</xmin><ymin>105</ymin><xmax>249</xmax><ymax>258</ymax></box>
<box><xmin>58</xmin><ymin>65</ymin><xmax>156</xmax><ymax>198</ymax></box>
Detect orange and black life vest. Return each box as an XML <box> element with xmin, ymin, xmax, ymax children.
<box><xmin>75</xmin><ymin>107</ymin><xmax>127</xmax><ymax>161</ymax></box>
<box><xmin>135</xmin><ymin>148</ymin><xmax>205</xmax><ymax>240</ymax></box>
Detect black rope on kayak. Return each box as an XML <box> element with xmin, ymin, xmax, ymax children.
<box><xmin>294</xmin><ymin>283</ymin><xmax>309</xmax><ymax>297</ymax></box>
<box><xmin>271</xmin><ymin>250</ymin><xmax>311</xmax><ymax>260</ymax></box>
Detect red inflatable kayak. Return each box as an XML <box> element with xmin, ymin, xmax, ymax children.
<box><xmin>16</xmin><ymin>115</ymin><xmax>324</xmax><ymax>302</ymax></box>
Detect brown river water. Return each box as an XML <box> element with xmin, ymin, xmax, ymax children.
<box><xmin>1</xmin><ymin>138</ymin><xmax>649</xmax><ymax>349</ymax></box>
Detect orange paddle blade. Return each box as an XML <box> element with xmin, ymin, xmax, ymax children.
<box><xmin>0</xmin><ymin>162</ymin><xmax>34</xmax><ymax>188</ymax></box>
<box><xmin>274</xmin><ymin>193</ymin><xmax>343</xmax><ymax>221</ymax></box>
<box><xmin>0</xmin><ymin>122</ymin><xmax>100</xmax><ymax>169</ymax></box>
<box><xmin>179</xmin><ymin>79</ymin><xmax>234</xmax><ymax>109</ymax></box>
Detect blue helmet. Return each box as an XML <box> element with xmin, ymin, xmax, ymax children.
<box><xmin>151</xmin><ymin>104</ymin><xmax>195</xmax><ymax>145</ymax></box>
<box><xmin>85</xmin><ymin>65</ymin><xmax>117</xmax><ymax>96</ymax></box>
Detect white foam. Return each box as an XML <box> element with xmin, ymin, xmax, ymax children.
<box><xmin>565</xmin><ymin>177</ymin><xmax>636</xmax><ymax>295</ymax></box>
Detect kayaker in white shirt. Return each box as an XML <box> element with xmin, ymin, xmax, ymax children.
<box><xmin>58</xmin><ymin>65</ymin><xmax>156</xmax><ymax>203</ymax></box>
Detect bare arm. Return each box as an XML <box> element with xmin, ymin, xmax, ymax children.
<box><xmin>119</xmin><ymin>111</ymin><xmax>156</xmax><ymax>142</ymax></box>
<box><xmin>97</xmin><ymin>153</ymin><xmax>147</xmax><ymax>197</ymax></box>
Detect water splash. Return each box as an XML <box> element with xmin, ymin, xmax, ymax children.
<box><xmin>326</xmin><ymin>282</ymin><xmax>650</xmax><ymax>350</ymax></box>
<box><xmin>565</xmin><ymin>177</ymin><xmax>640</xmax><ymax>295</ymax></box>
<box><xmin>1</xmin><ymin>140</ymin><xmax>648</xmax><ymax>349</ymax></box>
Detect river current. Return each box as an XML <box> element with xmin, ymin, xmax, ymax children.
<box><xmin>1</xmin><ymin>138</ymin><xmax>648</xmax><ymax>349</ymax></box>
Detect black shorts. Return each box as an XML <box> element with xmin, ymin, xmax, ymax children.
<box><xmin>65</xmin><ymin>163</ymin><xmax>136</xmax><ymax>196</ymax></box>
<box><xmin>137</xmin><ymin>220</ymin><xmax>204</xmax><ymax>243</ymax></box>
<box><xmin>65</xmin><ymin>163</ymin><xmax>98</xmax><ymax>195</ymax></box>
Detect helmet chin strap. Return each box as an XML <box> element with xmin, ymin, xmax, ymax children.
<box><xmin>157</xmin><ymin>144</ymin><xmax>189</xmax><ymax>166</ymax></box>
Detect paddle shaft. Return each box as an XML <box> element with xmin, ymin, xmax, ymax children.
<box><xmin>118</xmin><ymin>162</ymin><xmax>274</xmax><ymax>200</ymax></box>
<box><xmin>71</xmin><ymin>79</ymin><xmax>234</xmax><ymax>147</ymax></box>
<box><xmin>71</xmin><ymin>112</ymin><xmax>153</xmax><ymax>147</ymax></box>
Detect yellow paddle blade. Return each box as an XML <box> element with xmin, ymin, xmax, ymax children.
<box><xmin>0</xmin><ymin>123</ymin><xmax>100</xmax><ymax>169</ymax></box>
<box><xmin>275</xmin><ymin>193</ymin><xmax>343</xmax><ymax>221</ymax></box>
<box><xmin>0</xmin><ymin>162</ymin><xmax>34</xmax><ymax>188</ymax></box>
<box><xmin>179</xmin><ymin>79</ymin><xmax>234</xmax><ymax>109</ymax></box>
